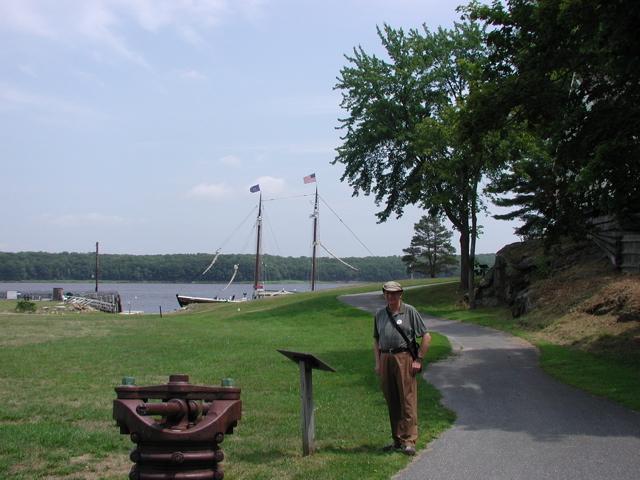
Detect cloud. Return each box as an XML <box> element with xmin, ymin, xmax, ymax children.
<box><xmin>18</xmin><ymin>65</ymin><xmax>38</xmax><ymax>77</ymax></box>
<box><xmin>0</xmin><ymin>0</ymin><xmax>271</xmax><ymax>63</ymax></box>
<box><xmin>187</xmin><ymin>182</ymin><xmax>235</xmax><ymax>201</ymax></box>
<box><xmin>259</xmin><ymin>93</ymin><xmax>342</xmax><ymax>117</ymax></box>
<box><xmin>41</xmin><ymin>212</ymin><xmax>137</xmax><ymax>228</ymax></box>
<box><xmin>0</xmin><ymin>0</ymin><xmax>56</xmax><ymax>37</ymax></box>
<box><xmin>251</xmin><ymin>176</ymin><xmax>285</xmax><ymax>195</ymax></box>
<box><xmin>218</xmin><ymin>155</ymin><xmax>242</xmax><ymax>166</ymax></box>
<box><xmin>0</xmin><ymin>84</ymin><xmax>101</xmax><ymax>120</ymax></box>
<box><xmin>179</xmin><ymin>69</ymin><xmax>207</xmax><ymax>81</ymax></box>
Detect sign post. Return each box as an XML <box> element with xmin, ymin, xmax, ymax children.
<box><xmin>277</xmin><ymin>349</ymin><xmax>337</xmax><ymax>456</ymax></box>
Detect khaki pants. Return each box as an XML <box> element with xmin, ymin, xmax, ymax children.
<box><xmin>379</xmin><ymin>351</ymin><xmax>418</xmax><ymax>446</ymax></box>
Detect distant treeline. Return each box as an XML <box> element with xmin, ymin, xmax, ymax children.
<box><xmin>0</xmin><ymin>251</ymin><xmax>410</xmax><ymax>283</ymax></box>
<box><xmin>0</xmin><ymin>251</ymin><xmax>496</xmax><ymax>283</ymax></box>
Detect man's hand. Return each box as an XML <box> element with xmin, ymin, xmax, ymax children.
<box><xmin>411</xmin><ymin>359</ymin><xmax>422</xmax><ymax>373</ymax></box>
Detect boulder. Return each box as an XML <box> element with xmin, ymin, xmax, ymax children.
<box><xmin>475</xmin><ymin>239</ymin><xmax>542</xmax><ymax>315</ymax></box>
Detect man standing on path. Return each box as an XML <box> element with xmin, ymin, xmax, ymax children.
<box><xmin>374</xmin><ymin>281</ymin><xmax>431</xmax><ymax>456</ymax></box>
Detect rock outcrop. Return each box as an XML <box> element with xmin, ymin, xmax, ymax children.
<box><xmin>475</xmin><ymin>239</ymin><xmax>617</xmax><ymax>318</ymax></box>
<box><xmin>475</xmin><ymin>239</ymin><xmax>544</xmax><ymax>317</ymax></box>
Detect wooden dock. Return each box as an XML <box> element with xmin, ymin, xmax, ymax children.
<box><xmin>1</xmin><ymin>288</ymin><xmax>122</xmax><ymax>313</ymax></box>
<box><xmin>65</xmin><ymin>293</ymin><xmax>122</xmax><ymax>313</ymax></box>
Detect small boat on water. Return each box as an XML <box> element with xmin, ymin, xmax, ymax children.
<box><xmin>176</xmin><ymin>188</ymin><xmax>294</xmax><ymax>307</ymax></box>
<box><xmin>177</xmin><ymin>257</ymin><xmax>249</xmax><ymax>306</ymax></box>
<box><xmin>252</xmin><ymin>286</ymin><xmax>296</xmax><ymax>299</ymax></box>
<box><xmin>247</xmin><ymin>191</ymin><xmax>296</xmax><ymax>299</ymax></box>
<box><xmin>176</xmin><ymin>292</ymin><xmax>247</xmax><ymax>306</ymax></box>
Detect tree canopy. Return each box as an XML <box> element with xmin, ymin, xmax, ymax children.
<box><xmin>465</xmin><ymin>0</ymin><xmax>640</xmax><ymax>241</ymax></box>
<box><xmin>334</xmin><ymin>19</ymin><xmax>530</xmax><ymax>305</ymax></box>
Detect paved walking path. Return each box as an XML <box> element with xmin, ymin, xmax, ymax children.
<box><xmin>339</xmin><ymin>291</ymin><xmax>640</xmax><ymax>480</ymax></box>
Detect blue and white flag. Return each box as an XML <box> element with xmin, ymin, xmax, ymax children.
<box><xmin>250</xmin><ymin>184</ymin><xmax>260</xmax><ymax>193</ymax></box>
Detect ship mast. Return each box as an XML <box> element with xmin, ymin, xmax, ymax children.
<box><xmin>95</xmin><ymin>241</ymin><xmax>99</xmax><ymax>293</ymax></box>
<box><xmin>253</xmin><ymin>193</ymin><xmax>263</xmax><ymax>293</ymax></box>
<box><xmin>311</xmin><ymin>187</ymin><xmax>319</xmax><ymax>291</ymax></box>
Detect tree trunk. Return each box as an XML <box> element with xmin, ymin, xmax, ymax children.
<box><xmin>468</xmin><ymin>189</ymin><xmax>478</xmax><ymax>309</ymax></box>
<box><xmin>458</xmin><ymin>228</ymin><xmax>470</xmax><ymax>292</ymax></box>
<box><xmin>468</xmin><ymin>237</ymin><xmax>477</xmax><ymax>309</ymax></box>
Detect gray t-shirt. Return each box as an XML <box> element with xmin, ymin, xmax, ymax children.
<box><xmin>373</xmin><ymin>302</ymin><xmax>428</xmax><ymax>350</ymax></box>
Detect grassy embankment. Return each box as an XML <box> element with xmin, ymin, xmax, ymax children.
<box><xmin>0</xmin><ymin>279</ymin><xmax>455</xmax><ymax>480</ymax></box>
<box><xmin>402</xmin><ymin>282</ymin><xmax>640</xmax><ymax>412</ymax></box>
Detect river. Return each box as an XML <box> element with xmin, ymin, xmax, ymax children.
<box><xmin>0</xmin><ymin>282</ymin><xmax>357</xmax><ymax>314</ymax></box>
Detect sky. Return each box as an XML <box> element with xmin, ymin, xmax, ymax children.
<box><xmin>0</xmin><ymin>0</ymin><xmax>522</xmax><ymax>259</ymax></box>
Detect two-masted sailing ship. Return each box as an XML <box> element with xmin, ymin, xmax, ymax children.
<box><xmin>176</xmin><ymin>175</ymin><xmax>357</xmax><ymax>308</ymax></box>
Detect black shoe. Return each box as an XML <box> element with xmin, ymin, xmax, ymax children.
<box><xmin>402</xmin><ymin>445</ymin><xmax>416</xmax><ymax>456</ymax></box>
<box><xmin>382</xmin><ymin>442</ymin><xmax>401</xmax><ymax>452</ymax></box>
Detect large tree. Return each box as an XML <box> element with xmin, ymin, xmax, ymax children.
<box><xmin>402</xmin><ymin>215</ymin><xmax>458</xmax><ymax>278</ymax></box>
<box><xmin>334</xmin><ymin>19</ymin><xmax>524</xmax><ymax>305</ymax></box>
<box><xmin>465</xmin><ymin>0</ymin><xmax>640</xmax><ymax>241</ymax></box>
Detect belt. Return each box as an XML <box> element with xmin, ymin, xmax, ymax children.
<box><xmin>380</xmin><ymin>347</ymin><xmax>410</xmax><ymax>354</ymax></box>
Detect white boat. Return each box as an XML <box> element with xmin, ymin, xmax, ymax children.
<box><xmin>249</xmin><ymin>192</ymin><xmax>296</xmax><ymax>299</ymax></box>
<box><xmin>176</xmin><ymin>293</ymin><xmax>247</xmax><ymax>306</ymax></box>
<box><xmin>176</xmin><ymin>264</ymin><xmax>248</xmax><ymax>306</ymax></box>
<box><xmin>176</xmin><ymin>191</ymin><xmax>294</xmax><ymax>307</ymax></box>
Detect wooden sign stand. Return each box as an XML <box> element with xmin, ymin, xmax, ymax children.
<box><xmin>277</xmin><ymin>349</ymin><xmax>337</xmax><ymax>456</ymax></box>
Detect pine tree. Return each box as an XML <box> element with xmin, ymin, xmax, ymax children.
<box><xmin>402</xmin><ymin>216</ymin><xmax>458</xmax><ymax>278</ymax></box>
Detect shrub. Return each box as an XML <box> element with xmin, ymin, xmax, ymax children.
<box><xmin>16</xmin><ymin>300</ymin><xmax>37</xmax><ymax>312</ymax></box>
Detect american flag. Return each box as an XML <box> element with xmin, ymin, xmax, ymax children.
<box><xmin>303</xmin><ymin>173</ymin><xmax>316</xmax><ymax>184</ymax></box>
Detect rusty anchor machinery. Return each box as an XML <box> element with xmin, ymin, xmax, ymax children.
<box><xmin>176</xmin><ymin>175</ymin><xmax>363</xmax><ymax>308</ymax></box>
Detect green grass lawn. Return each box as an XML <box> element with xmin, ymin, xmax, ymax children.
<box><xmin>0</xmin><ymin>283</ymin><xmax>455</xmax><ymax>479</ymax></box>
<box><xmin>4</xmin><ymin>278</ymin><xmax>635</xmax><ymax>479</ymax></box>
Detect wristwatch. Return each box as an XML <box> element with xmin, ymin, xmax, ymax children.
<box><xmin>417</xmin><ymin>356</ymin><xmax>423</xmax><ymax>362</ymax></box>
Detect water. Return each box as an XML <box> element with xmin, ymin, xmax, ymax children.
<box><xmin>0</xmin><ymin>282</ymin><xmax>356</xmax><ymax>313</ymax></box>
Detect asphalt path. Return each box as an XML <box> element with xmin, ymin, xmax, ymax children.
<box><xmin>338</xmin><ymin>290</ymin><xmax>640</xmax><ymax>480</ymax></box>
